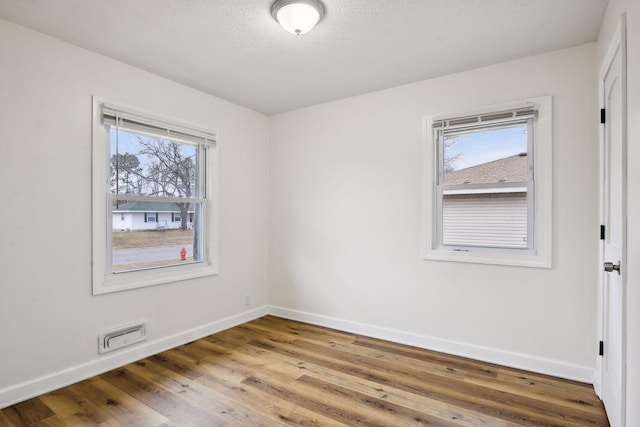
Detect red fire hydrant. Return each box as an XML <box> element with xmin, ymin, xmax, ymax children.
<box><xmin>180</xmin><ymin>247</ymin><xmax>187</xmax><ymax>261</ymax></box>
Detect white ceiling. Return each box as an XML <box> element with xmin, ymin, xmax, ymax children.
<box><xmin>0</xmin><ymin>0</ymin><xmax>607</xmax><ymax>115</ymax></box>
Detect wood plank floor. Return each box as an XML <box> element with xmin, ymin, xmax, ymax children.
<box><xmin>1</xmin><ymin>316</ymin><xmax>609</xmax><ymax>426</ymax></box>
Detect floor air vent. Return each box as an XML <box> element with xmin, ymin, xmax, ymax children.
<box><xmin>99</xmin><ymin>323</ymin><xmax>146</xmax><ymax>354</ymax></box>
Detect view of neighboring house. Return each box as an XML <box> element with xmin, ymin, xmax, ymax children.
<box><xmin>442</xmin><ymin>153</ymin><xmax>528</xmax><ymax>248</ymax></box>
<box><xmin>113</xmin><ymin>201</ymin><xmax>194</xmax><ymax>231</ymax></box>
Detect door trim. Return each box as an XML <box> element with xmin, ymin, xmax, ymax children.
<box><xmin>596</xmin><ymin>13</ymin><xmax>627</xmax><ymax>427</ymax></box>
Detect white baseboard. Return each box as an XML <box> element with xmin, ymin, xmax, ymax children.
<box><xmin>0</xmin><ymin>306</ymin><xmax>269</xmax><ymax>409</ymax></box>
<box><xmin>268</xmin><ymin>305</ymin><xmax>595</xmax><ymax>384</ymax></box>
<box><xmin>1</xmin><ymin>303</ymin><xmax>595</xmax><ymax>409</ymax></box>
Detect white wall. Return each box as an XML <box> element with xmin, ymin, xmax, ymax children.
<box><xmin>0</xmin><ymin>18</ymin><xmax>269</xmax><ymax>404</ymax></box>
<box><xmin>0</xmin><ymin>13</ymin><xmax>608</xmax><ymax>410</ymax></box>
<box><xmin>598</xmin><ymin>1</ymin><xmax>640</xmax><ymax>425</ymax></box>
<box><xmin>270</xmin><ymin>44</ymin><xmax>599</xmax><ymax>377</ymax></box>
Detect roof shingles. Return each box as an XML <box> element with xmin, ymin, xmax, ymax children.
<box><xmin>444</xmin><ymin>153</ymin><xmax>528</xmax><ymax>185</ymax></box>
<box><xmin>114</xmin><ymin>201</ymin><xmax>194</xmax><ymax>212</ymax></box>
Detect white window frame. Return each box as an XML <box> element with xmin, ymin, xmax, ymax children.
<box><xmin>92</xmin><ymin>97</ymin><xmax>219</xmax><ymax>295</ymax></box>
<box><xmin>422</xmin><ymin>96</ymin><xmax>552</xmax><ymax>268</ymax></box>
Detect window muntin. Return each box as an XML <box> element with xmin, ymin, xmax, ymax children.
<box><xmin>423</xmin><ymin>97</ymin><xmax>552</xmax><ymax>268</ymax></box>
<box><xmin>93</xmin><ymin>98</ymin><xmax>218</xmax><ymax>294</ymax></box>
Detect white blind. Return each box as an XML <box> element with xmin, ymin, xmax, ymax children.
<box><xmin>102</xmin><ymin>104</ymin><xmax>217</xmax><ymax>146</ymax></box>
<box><xmin>433</xmin><ymin>107</ymin><xmax>536</xmax><ymax>131</ymax></box>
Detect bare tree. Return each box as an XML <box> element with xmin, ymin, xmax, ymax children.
<box><xmin>110</xmin><ymin>153</ymin><xmax>142</xmax><ymax>195</ymax></box>
<box><xmin>443</xmin><ymin>136</ymin><xmax>462</xmax><ymax>173</ymax></box>
<box><xmin>132</xmin><ymin>137</ymin><xmax>197</xmax><ymax>229</ymax></box>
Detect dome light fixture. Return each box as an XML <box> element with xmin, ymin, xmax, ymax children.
<box><xmin>271</xmin><ymin>0</ymin><xmax>325</xmax><ymax>35</ymax></box>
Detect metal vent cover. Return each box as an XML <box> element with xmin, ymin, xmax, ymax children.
<box><xmin>98</xmin><ymin>323</ymin><xmax>146</xmax><ymax>354</ymax></box>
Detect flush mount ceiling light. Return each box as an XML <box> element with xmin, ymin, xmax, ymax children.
<box><xmin>271</xmin><ymin>0</ymin><xmax>325</xmax><ymax>35</ymax></box>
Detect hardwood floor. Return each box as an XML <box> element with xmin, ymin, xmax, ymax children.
<box><xmin>1</xmin><ymin>316</ymin><xmax>609</xmax><ymax>426</ymax></box>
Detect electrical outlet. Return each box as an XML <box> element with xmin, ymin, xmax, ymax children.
<box><xmin>244</xmin><ymin>295</ymin><xmax>251</xmax><ymax>306</ymax></box>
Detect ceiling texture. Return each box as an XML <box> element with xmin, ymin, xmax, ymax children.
<box><xmin>0</xmin><ymin>0</ymin><xmax>608</xmax><ymax>115</ymax></box>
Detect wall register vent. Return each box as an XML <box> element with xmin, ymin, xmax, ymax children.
<box><xmin>98</xmin><ymin>323</ymin><xmax>146</xmax><ymax>354</ymax></box>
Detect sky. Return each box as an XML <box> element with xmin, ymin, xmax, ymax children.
<box><xmin>111</xmin><ymin>129</ymin><xmax>139</xmax><ymax>155</ymax></box>
<box><xmin>444</xmin><ymin>125</ymin><xmax>527</xmax><ymax>171</ymax></box>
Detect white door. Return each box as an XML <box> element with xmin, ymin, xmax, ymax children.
<box><xmin>600</xmin><ymin>17</ymin><xmax>627</xmax><ymax>427</ymax></box>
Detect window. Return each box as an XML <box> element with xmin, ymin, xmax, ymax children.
<box><xmin>423</xmin><ymin>97</ymin><xmax>552</xmax><ymax>268</ymax></box>
<box><xmin>92</xmin><ymin>98</ymin><xmax>218</xmax><ymax>294</ymax></box>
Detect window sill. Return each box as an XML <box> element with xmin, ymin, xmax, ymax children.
<box><xmin>424</xmin><ymin>247</ymin><xmax>551</xmax><ymax>269</ymax></box>
<box><xmin>92</xmin><ymin>262</ymin><xmax>218</xmax><ymax>295</ymax></box>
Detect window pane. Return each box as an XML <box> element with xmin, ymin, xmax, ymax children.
<box><xmin>111</xmin><ymin>199</ymin><xmax>203</xmax><ymax>272</ymax></box>
<box><xmin>110</xmin><ymin>129</ymin><xmax>200</xmax><ymax>198</ymax></box>
<box><xmin>443</xmin><ymin>125</ymin><xmax>527</xmax><ymax>185</ymax></box>
<box><xmin>442</xmin><ymin>193</ymin><xmax>528</xmax><ymax>248</ymax></box>
<box><xmin>441</xmin><ymin>124</ymin><xmax>529</xmax><ymax>249</ymax></box>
